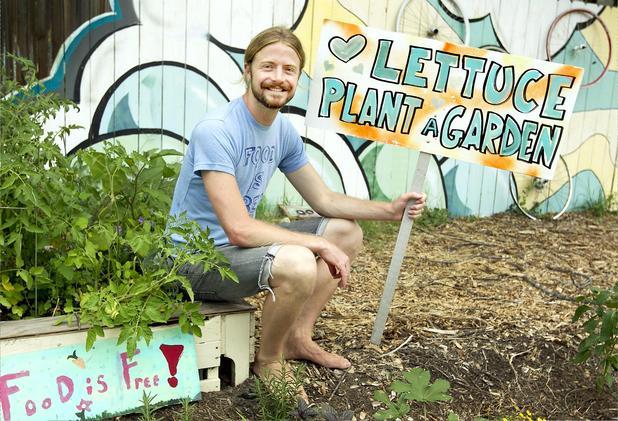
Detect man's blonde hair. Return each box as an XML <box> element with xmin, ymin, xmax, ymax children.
<box><xmin>244</xmin><ymin>26</ymin><xmax>305</xmax><ymax>80</ymax></box>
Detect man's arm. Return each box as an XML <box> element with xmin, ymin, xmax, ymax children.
<box><xmin>285</xmin><ymin>163</ymin><xmax>426</xmax><ymax>221</ymax></box>
<box><xmin>202</xmin><ymin>170</ymin><xmax>351</xmax><ymax>283</ymax></box>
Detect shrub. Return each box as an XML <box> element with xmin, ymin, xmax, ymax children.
<box><xmin>0</xmin><ymin>56</ymin><xmax>235</xmax><ymax>356</ymax></box>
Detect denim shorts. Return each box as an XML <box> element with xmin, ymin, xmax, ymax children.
<box><xmin>177</xmin><ymin>217</ymin><xmax>328</xmax><ymax>302</ymax></box>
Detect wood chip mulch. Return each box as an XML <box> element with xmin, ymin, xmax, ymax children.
<box><xmin>124</xmin><ymin>211</ymin><xmax>617</xmax><ymax>420</ymax></box>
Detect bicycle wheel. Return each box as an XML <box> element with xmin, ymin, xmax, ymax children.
<box><xmin>479</xmin><ymin>44</ymin><xmax>508</xmax><ymax>53</ymax></box>
<box><xmin>546</xmin><ymin>8</ymin><xmax>612</xmax><ymax>87</ymax></box>
<box><xmin>397</xmin><ymin>0</ymin><xmax>470</xmax><ymax>45</ymax></box>
<box><xmin>509</xmin><ymin>156</ymin><xmax>573</xmax><ymax>220</ymax></box>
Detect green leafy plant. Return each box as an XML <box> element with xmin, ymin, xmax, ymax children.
<box><xmin>0</xmin><ymin>56</ymin><xmax>235</xmax><ymax>356</ymax></box>
<box><xmin>373</xmin><ymin>367</ymin><xmax>454</xmax><ymax>420</ymax></box>
<box><xmin>1</xmin><ymin>55</ymin><xmax>83</xmax><ymax>318</ymax></box>
<box><xmin>254</xmin><ymin>363</ymin><xmax>306</xmax><ymax>421</ymax></box>
<box><xmin>572</xmin><ymin>282</ymin><xmax>618</xmax><ymax>389</ymax></box>
<box><xmin>415</xmin><ymin>207</ymin><xmax>449</xmax><ymax>229</ymax></box>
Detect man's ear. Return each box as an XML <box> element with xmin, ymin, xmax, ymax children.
<box><xmin>243</xmin><ymin>62</ymin><xmax>251</xmax><ymax>85</ymax></box>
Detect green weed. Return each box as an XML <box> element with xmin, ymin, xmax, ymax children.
<box><xmin>254</xmin><ymin>363</ymin><xmax>306</xmax><ymax>421</ymax></box>
<box><xmin>173</xmin><ymin>397</ymin><xmax>193</xmax><ymax>421</ymax></box>
<box><xmin>137</xmin><ymin>391</ymin><xmax>163</xmax><ymax>421</ymax></box>
<box><xmin>572</xmin><ymin>282</ymin><xmax>618</xmax><ymax>389</ymax></box>
<box><xmin>585</xmin><ymin>194</ymin><xmax>616</xmax><ymax>217</ymax></box>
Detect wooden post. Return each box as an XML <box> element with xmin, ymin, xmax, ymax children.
<box><xmin>370</xmin><ymin>152</ymin><xmax>431</xmax><ymax>345</ymax></box>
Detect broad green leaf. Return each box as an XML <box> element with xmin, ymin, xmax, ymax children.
<box><xmin>22</xmin><ymin>221</ymin><xmax>45</xmax><ymax>234</ymax></box>
<box><xmin>126</xmin><ymin>230</ymin><xmax>151</xmax><ymax>257</ymax></box>
<box><xmin>1</xmin><ymin>277</ymin><xmax>14</xmax><ymax>291</ymax></box>
<box><xmin>594</xmin><ymin>289</ymin><xmax>610</xmax><ymax>305</ymax></box>
<box><xmin>86</xmin><ymin>328</ymin><xmax>97</xmax><ymax>351</ymax></box>
<box><xmin>84</xmin><ymin>240</ymin><xmax>97</xmax><ymax>259</ymax></box>
<box><xmin>448</xmin><ymin>411</ymin><xmax>460</xmax><ymax>421</ymax></box>
<box><xmin>401</xmin><ymin>367</ymin><xmax>430</xmax><ymax>400</ymax></box>
<box><xmin>390</xmin><ymin>380</ymin><xmax>412</xmax><ymax>394</ymax></box>
<box><xmin>144</xmin><ymin>304</ymin><xmax>167</xmax><ymax>324</ymax></box>
<box><xmin>191</xmin><ymin>324</ymin><xmax>202</xmax><ymax>337</ymax></box>
<box><xmin>126</xmin><ymin>336</ymin><xmax>137</xmax><ymax>358</ymax></box>
<box><xmin>11</xmin><ymin>305</ymin><xmax>24</xmax><ymax>317</ymax></box>
<box><xmin>583</xmin><ymin>317</ymin><xmax>598</xmax><ymax>334</ymax></box>
<box><xmin>16</xmin><ymin>270</ymin><xmax>33</xmax><ymax>288</ymax></box>
<box><xmin>117</xmin><ymin>326</ymin><xmax>131</xmax><ymax>346</ymax></box>
<box><xmin>142</xmin><ymin>326</ymin><xmax>153</xmax><ymax>345</ymax></box>
<box><xmin>89</xmin><ymin>226</ymin><xmax>114</xmax><ymax>251</ymax></box>
<box><xmin>64</xmin><ymin>302</ymin><xmax>74</xmax><ymax>313</ymax></box>
<box><xmin>29</xmin><ymin>266</ymin><xmax>45</xmax><ymax>276</ymax></box>
<box><xmin>0</xmin><ymin>295</ymin><xmax>12</xmax><ymax>307</ymax></box>
<box><xmin>599</xmin><ymin>310</ymin><xmax>615</xmax><ymax>341</ymax></box>
<box><xmin>177</xmin><ymin>277</ymin><xmax>194</xmax><ymax>302</ymax></box>
<box><xmin>579</xmin><ymin>334</ymin><xmax>600</xmax><ymax>351</ymax></box>
<box><xmin>93</xmin><ymin>325</ymin><xmax>105</xmax><ymax>338</ymax></box>
<box><xmin>373</xmin><ymin>411</ymin><xmax>389</xmax><ymax>421</ymax></box>
<box><xmin>57</xmin><ymin>264</ymin><xmax>75</xmax><ymax>281</ymax></box>
<box><xmin>190</xmin><ymin>311</ymin><xmax>205</xmax><ymax>327</ymax></box>
<box><xmin>424</xmin><ymin>378</ymin><xmax>452</xmax><ymax>402</ymax></box>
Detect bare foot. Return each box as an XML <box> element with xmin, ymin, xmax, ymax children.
<box><xmin>252</xmin><ymin>359</ymin><xmax>309</xmax><ymax>402</ymax></box>
<box><xmin>284</xmin><ymin>338</ymin><xmax>351</xmax><ymax>369</ymax></box>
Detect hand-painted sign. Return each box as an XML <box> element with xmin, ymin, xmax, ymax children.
<box><xmin>306</xmin><ymin>20</ymin><xmax>584</xmax><ymax>180</ymax></box>
<box><xmin>0</xmin><ymin>326</ymin><xmax>200</xmax><ymax>421</ymax></box>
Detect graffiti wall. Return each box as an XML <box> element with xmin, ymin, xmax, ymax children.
<box><xmin>30</xmin><ymin>0</ymin><xmax>618</xmax><ymax>217</ymax></box>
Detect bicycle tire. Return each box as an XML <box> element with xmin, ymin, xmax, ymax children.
<box><xmin>479</xmin><ymin>44</ymin><xmax>508</xmax><ymax>53</ymax></box>
<box><xmin>509</xmin><ymin>155</ymin><xmax>573</xmax><ymax>220</ymax></box>
<box><xmin>396</xmin><ymin>0</ymin><xmax>470</xmax><ymax>45</ymax></box>
<box><xmin>546</xmin><ymin>8</ymin><xmax>612</xmax><ymax>87</ymax></box>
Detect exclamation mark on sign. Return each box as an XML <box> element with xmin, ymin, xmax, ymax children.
<box><xmin>159</xmin><ymin>344</ymin><xmax>184</xmax><ymax>387</ymax></box>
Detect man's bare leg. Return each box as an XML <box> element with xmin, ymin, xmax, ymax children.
<box><xmin>252</xmin><ymin>245</ymin><xmax>317</xmax><ymax>400</ymax></box>
<box><xmin>283</xmin><ymin>219</ymin><xmax>363</xmax><ymax>369</ymax></box>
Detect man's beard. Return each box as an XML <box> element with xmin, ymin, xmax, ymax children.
<box><xmin>251</xmin><ymin>80</ymin><xmax>293</xmax><ymax>110</ymax></box>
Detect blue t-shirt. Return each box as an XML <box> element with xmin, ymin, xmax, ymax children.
<box><xmin>169</xmin><ymin>98</ymin><xmax>309</xmax><ymax>246</ymax></box>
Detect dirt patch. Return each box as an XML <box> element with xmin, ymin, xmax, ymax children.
<box><xmin>121</xmin><ymin>211</ymin><xmax>618</xmax><ymax>420</ymax></box>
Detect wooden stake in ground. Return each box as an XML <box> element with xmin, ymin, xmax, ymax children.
<box><xmin>370</xmin><ymin>152</ymin><xmax>431</xmax><ymax>345</ymax></box>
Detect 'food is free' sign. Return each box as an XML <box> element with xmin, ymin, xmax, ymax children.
<box><xmin>306</xmin><ymin>20</ymin><xmax>584</xmax><ymax>179</ymax></box>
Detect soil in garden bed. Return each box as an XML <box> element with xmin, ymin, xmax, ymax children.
<box><xmin>120</xmin><ymin>211</ymin><xmax>618</xmax><ymax>420</ymax></box>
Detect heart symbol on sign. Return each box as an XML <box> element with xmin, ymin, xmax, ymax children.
<box><xmin>431</xmin><ymin>97</ymin><xmax>445</xmax><ymax>108</ymax></box>
<box><xmin>328</xmin><ymin>34</ymin><xmax>367</xmax><ymax>63</ymax></box>
<box><xmin>324</xmin><ymin>60</ymin><xmax>334</xmax><ymax>71</ymax></box>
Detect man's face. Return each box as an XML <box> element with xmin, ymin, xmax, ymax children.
<box><xmin>245</xmin><ymin>42</ymin><xmax>301</xmax><ymax>110</ymax></box>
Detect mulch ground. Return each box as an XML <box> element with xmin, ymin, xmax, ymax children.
<box><xmin>123</xmin><ymin>211</ymin><xmax>618</xmax><ymax>420</ymax></box>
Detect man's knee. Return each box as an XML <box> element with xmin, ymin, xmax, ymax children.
<box><xmin>270</xmin><ymin>245</ymin><xmax>317</xmax><ymax>297</ymax></box>
<box><xmin>323</xmin><ymin>219</ymin><xmax>363</xmax><ymax>257</ymax></box>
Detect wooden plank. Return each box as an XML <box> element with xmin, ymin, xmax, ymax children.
<box><xmin>221</xmin><ymin>312</ymin><xmax>254</xmax><ymax>386</ymax></box>
<box><xmin>194</xmin><ymin>316</ymin><xmax>222</xmax><ymax>369</ymax></box>
<box><xmin>371</xmin><ymin>152</ymin><xmax>431</xmax><ymax>345</ymax></box>
<box><xmin>0</xmin><ymin>323</ymin><xmax>188</xmax><ymax>356</ymax></box>
<box><xmin>0</xmin><ymin>301</ymin><xmax>255</xmax><ymax>340</ymax></box>
<box><xmin>200</xmin><ymin>367</ymin><xmax>221</xmax><ymax>392</ymax></box>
